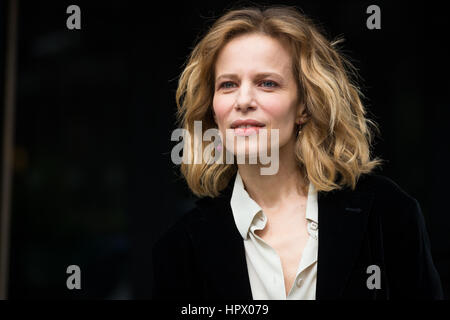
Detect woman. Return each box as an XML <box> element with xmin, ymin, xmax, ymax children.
<box><xmin>152</xmin><ymin>6</ymin><xmax>443</xmax><ymax>300</ymax></box>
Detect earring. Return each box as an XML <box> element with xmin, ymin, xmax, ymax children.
<box><xmin>297</xmin><ymin>123</ymin><xmax>303</xmax><ymax>137</ymax></box>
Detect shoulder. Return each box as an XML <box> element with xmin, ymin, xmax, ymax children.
<box><xmin>152</xmin><ymin>192</ymin><xmax>233</xmax><ymax>253</ymax></box>
<box><xmin>352</xmin><ymin>173</ymin><xmax>424</xmax><ymax>231</ymax></box>
<box><xmin>152</xmin><ymin>205</ymin><xmax>206</xmax><ymax>254</ymax></box>
<box><xmin>355</xmin><ymin>173</ymin><xmax>419</xmax><ymax>209</ymax></box>
<box><xmin>354</xmin><ymin>173</ymin><xmax>426</xmax><ymax>239</ymax></box>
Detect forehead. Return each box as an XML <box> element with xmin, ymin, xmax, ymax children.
<box><xmin>215</xmin><ymin>33</ymin><xmax>293</xmax><ymax>76</ymax></box>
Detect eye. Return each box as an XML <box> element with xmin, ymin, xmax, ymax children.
<box><xmin>219</xmin><ymin>81</ymin><xmax>237</xmax><ymax>89</ymax></box>
<box><xmin>260</xmin><ymin>80</ymin><xmax>278</xmax><ymax>88</ymax></box>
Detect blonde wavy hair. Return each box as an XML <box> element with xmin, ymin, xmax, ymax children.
<box><xmin>175</xmin><ymin>5</ymin><xmax>384</xmax><ymax>198</ymax></box>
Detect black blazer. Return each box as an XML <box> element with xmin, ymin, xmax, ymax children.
<box><xmin>152</xmin><ymin>173</ymin><xmax>444</xmax><ymax>300</ymax></box>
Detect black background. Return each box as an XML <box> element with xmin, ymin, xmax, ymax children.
<box><xmin>1</xmin><ymin>0</ymin><xmax>449</xmax><ymax>299</ymax></box>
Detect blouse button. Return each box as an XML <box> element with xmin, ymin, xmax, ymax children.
<box><xmin>296</xmin><ymin>278</ymin><xmax>303</xmax><ymax>287</ymax></box>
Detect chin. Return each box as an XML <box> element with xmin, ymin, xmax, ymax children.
<box><xmin>229</xmin><ymin>142</ymin><xmax>268</xmax><ymax>163</ymax></box>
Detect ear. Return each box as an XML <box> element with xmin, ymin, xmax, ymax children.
<box><xmin>296</xmin><ymin>103</ymin><xmax>309</xmax><ymax>124</ymax></box>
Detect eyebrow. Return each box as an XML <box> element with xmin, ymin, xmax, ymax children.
<box><xmin>215</xmin><ymin>72</ymin><xmax>284</xmax><ymax>82</ymax></box>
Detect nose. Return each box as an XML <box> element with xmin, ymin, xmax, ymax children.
<box><xmin>235</xmin><ymin>82</ymin><xmax>256</xmax><ymax>112</ymax></box>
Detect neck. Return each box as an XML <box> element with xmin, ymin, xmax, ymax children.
<box><xmin>237</xmin><ymin>136</ymin><xmax>308</xmax><ymax>210</ymax></box>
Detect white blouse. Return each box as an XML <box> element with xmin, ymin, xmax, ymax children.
<box><xmin>230</xmin><ymin>171</ymin><xmax>319</xmax><ymax>300</ymax></box>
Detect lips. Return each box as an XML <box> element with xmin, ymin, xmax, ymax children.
<box><xmin>230</xmin><ymin>119</ymin><xmax>266</xmax><ymax>136</ymax></box>
<box><xmin>230</xmin><ymin>119</ymin><xmax>265</xmax><ymax>129</ymax></box>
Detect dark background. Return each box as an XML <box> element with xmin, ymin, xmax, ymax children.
<box><xmin>1</xmin><ymin>0</ymin><xmax>449</xmax><ymax>299</ymax></box>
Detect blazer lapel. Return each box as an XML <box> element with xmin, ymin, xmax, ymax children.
<box><xmin>315</xmin><ymin>187</ymin><xmax>375</xmax><ymax>299</ymax></box>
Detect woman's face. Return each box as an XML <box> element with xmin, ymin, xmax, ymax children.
<box><xmin>212</xmin><ymin>32</ymin><xmax>304</xmax><ymax>160</ymax></box>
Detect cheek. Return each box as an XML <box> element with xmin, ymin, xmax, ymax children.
<box><xmin>260</xmin><ymin>95</ymin><xmax>296</xmax><ymax>124</ymax></box>
<box><xmin>212</xmin><ymin>95</ymin><xmax>233</xmax><ymax>126</ymax></box>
